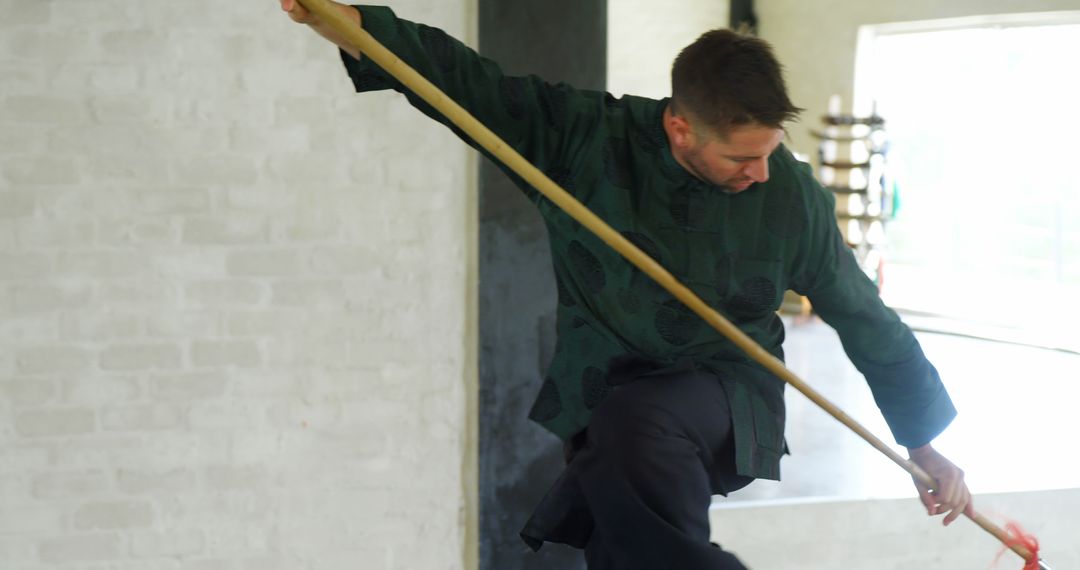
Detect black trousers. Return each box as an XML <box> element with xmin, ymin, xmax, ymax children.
<box><xmin>567</xmin><ymin>368</ymin><xmax>754</xmax><ymax>569</ymax></box>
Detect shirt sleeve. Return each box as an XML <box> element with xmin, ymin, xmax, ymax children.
<box><xmin>337</xmin><ymin>5</ymin><xmax>600</xmax><ymax>202</ymax></box>
<box><xmin>789</xmin><ymin>164</ymin><xmax>956</xmax><ymax>448</ymax></box>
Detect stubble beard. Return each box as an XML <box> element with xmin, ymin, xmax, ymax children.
<box><xmin>684</xmin><ymin>147</ymin><xmax>744</xmax><ymax>194</ymax></box>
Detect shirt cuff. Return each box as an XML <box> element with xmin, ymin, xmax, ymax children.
<box><xmin>882</xmin><ymin>385</ymin><xmax>957</xmax><ymax>448</ymax></box>
<box><xmin>339</xmin><ymin>5</ymin><xmax>400</xmax><ymax>93</ymax></box>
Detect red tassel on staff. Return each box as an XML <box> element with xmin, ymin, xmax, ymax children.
<box><xmin>993</xmin><ymin>521</ymin><xmax>1040</xmax><ymax>570</ymax></box>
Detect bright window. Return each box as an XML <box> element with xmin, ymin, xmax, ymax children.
<box><xmin>853</xmin><ymin>13</ymin><xmax>1080</xmax><ymax>343</ymax></box>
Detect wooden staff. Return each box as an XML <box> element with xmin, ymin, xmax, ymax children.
<box><xmin>292</xmin><ymin>0</ymin><xmax>1043</xmax><ymax>565</ymax></box>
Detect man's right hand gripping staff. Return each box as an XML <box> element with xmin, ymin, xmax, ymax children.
<box><xmin>280</xmin><ymin>0</ymin><xmax>363</xmax><ymax>60</ymax></box>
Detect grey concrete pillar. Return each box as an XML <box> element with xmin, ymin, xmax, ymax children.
<box><xmin>477</xmin><ymin>1</ymin><xmax>606</xmax><ymax>569</ymax></box>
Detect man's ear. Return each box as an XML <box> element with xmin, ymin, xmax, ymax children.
<box><xmin>664</xmin><ymin>110</ymin><xmax>695</xmax><ymax>150</ymax></box>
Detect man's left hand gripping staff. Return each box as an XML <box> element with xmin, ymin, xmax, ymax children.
<box><xmin>908</xmin><ymin>443</ymin><xmax>974</xmax><ymax>526</ymax></box>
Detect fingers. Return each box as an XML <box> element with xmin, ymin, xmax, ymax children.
<box><xmin>907</xmin><ymin>445</ymin><xmax>976</xmax><ymax>526</ymax></box>
<box><xmin>936</xmin><ymin>469</ymin><xmax>960</xmax><ymax>510</ymax></box>
<box><xmin>942</xmin><ymin>484</ymin><xmax>972</xmax><ymax>526</ymax></box>
<box><xmin>916</xmin><ymin>470</ymin><xmax>972</xmax><ymax>526</ymax></box>
<box><xmin>937</xmin><ymin>465</ymin><xmax>966</xmax><ymax>524</ymax></box>
<box><xmin>914</xmin><ymin>480</ymin><xmax>937</xmax><ymax>515</ymax></box>
<box><xmin>280</xmin><ymin>0</ymin><xmax>312</xmax><ymax>23</ymax></box>
<box><xmin>907</xmin><ymin>472</ymin><xmax>976</xmax><ymax>524</ymax></box>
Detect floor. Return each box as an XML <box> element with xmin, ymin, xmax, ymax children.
<box><xmin>723</xmin><ymin>314</ymin><xmax>1080</xmax><ymax>504</ymax></box>
<box><xmin>711</xmin><ymin>487</ymin><xmax>1080</xmax><ymax>569</ymax></box>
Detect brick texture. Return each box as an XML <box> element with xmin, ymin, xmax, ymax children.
<box><xmin>0</xmin><ymin>2</ymin><xmax>472</xmax><ymax>569</ymax></box>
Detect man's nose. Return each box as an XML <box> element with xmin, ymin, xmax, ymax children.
<box><xmin>745</xmin><ymin>157</ymin><xmax>769</xmax><ymax>183</ymax></box>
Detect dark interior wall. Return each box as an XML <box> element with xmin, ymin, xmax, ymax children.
<box><xmin>477</xmin><ymin>1</ymin><xmax>606</xmax><ymax>569</ymax></box>
<box><xmin>730</xmin><ymin>0</ymin><xmax>758</xmax><ymax>30</ymax></box>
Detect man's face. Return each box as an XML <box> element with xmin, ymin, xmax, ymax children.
<box><xmin>665</xmin><ymin>109</ymin><xmax>785</xmax><ymax>193</ymax></box>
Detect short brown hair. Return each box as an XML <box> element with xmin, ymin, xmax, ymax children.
<box><xmin>671</xmin><ymin>29</ymin><xmax>802</xmax><ymax>135</ymax></box>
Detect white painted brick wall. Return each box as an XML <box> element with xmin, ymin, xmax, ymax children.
<box><xmin>0</xmin><ymin>1</ymin><xmax>473</xmax><ymax>569</ymax></box>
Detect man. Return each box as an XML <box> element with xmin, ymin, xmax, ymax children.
<box><xmin>280</xmin><ymin>2</ymin><xmax>974</xmax><ymax>568</ymax></box>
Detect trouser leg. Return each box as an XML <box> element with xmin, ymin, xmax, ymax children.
<box><xmin>577</xmin><ymin>369</ymin><xmax>750</xmax><ymax>570</ymax></box>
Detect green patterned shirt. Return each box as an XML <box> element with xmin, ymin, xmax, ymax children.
<box><xmin>341</xmin><ymin>5</ymin><xmax>957</xmax><ymax>479</ymax></box>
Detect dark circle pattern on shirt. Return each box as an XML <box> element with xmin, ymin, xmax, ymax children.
<box><xmin>418</xmin><ymin>25</ymin><xmax>455</xmax><ymax>72</ymax></box>
<box><xmin>568</xmin><ymin>240</ymin><xmax>606</xmax><ymax>293</ymax></box>
<box><xmin>603</xmin><ymin>138</ymin><xmax>634</xmax><ymax>189</ymax></box>
<box><xmin>539</xmin><ymin>84</ymin><xmax>568</xmax><ymax>131</ymax></box>
<box><xmin>729</xmin><ymin>276</ymin><xmax>777</xmax><ymax>318</ymax></box>
<box><xmin>764</xmin><ymin>185</ymin><xmax>807</xmax><ymax>239</ymax></box>
<box><xmin>669</xmin><ymin>188</ymin><xmax>709</xmax><ymax>228</ymax></box>
<box><xmin>500</xmin><ymin>77</ymin><xmax>528</xmax><ymax>120</ymax></box>
<box><xmin>655</xmin><ymin>299</ymin><xmax>701</xmax><ymax>346</ymax></box>
<box><xmin>581</xmin><ymin>366</ymin><xmax>611</xmax><ymax>410</ymax></box>
<box><xmin>528</xmin><ymin>377</ymin><xmax>562</xmax><ymax>422</ymax></box>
